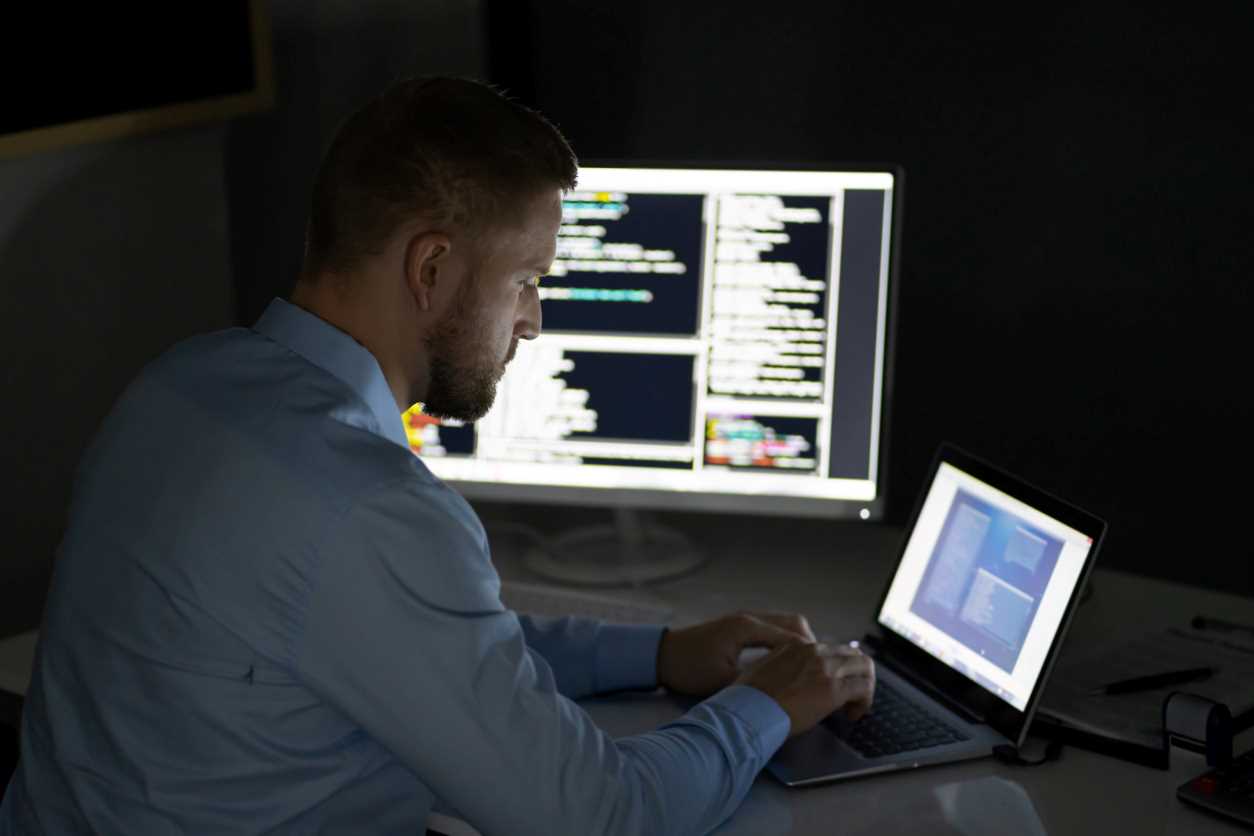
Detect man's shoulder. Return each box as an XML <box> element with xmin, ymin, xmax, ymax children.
<box><xmin>118</xmin><ymin>324</ymin><xmax>430</xmax><ymax>502</ymax></box>
<box><xmin>152</xmin><ymin>324</ymin><xmax>263</xmax><ymax>365</ymax></box>
<box><xmin>144</xmin><ymin>324</ymin><xmax>306</xmax><ymax>385</ymax></box>
<box><xmin>121</xmin><ymin>324</ymin><xmax>477</xmax><ymax>532</ymax></box>
<box><xmin>125</xmin><ymin>325</ymin><xmax>285</xmax><ymax>404</ymax></box>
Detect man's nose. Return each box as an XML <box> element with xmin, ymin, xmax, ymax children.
<box><xmin>515</xmin><ymin>286</ymin><xmax>542</xmax><ymax>340</ymax></box>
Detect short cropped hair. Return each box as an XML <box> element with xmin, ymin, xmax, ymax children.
<box><xmin>302</xmin><ymin>76</ymin><xmax>577</xmax><ymax>280</ymax></box>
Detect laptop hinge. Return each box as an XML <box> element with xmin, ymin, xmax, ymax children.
<box><xmin>862</xmin><ymin>633</ymin><xmax>986</xmax><ymax>725</ymax></box>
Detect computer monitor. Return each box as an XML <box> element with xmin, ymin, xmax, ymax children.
<box><xmin>405</xmin><ymin>163</ymin><xmax>902</xmax><ymax>580</ymax></box>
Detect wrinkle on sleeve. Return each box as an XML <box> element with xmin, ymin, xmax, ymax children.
<box><xmin>294</xmin><ymin>478</ymin><xmax>787</xmax><ymax>836</ymax></box>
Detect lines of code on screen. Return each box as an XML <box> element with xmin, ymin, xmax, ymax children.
<box><xmin>409</xmin><ymin>169</ymin><xmax>893</xmax><ymax>507</ymax></box>
<box><xmin>542</xmin><ymin>192</ymin><xmax>704</xmax><ymax>335</ymax></box>
<box><xmin>709</xmin><ymin>195</ymin><xmax>831</xmax><ymax>399</ymax></box>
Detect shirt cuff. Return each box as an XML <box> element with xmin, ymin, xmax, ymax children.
<box><xmin>593</xmin><ymin>624</ymin><xmax>666</xmax><ymax>693</ymax></box>
<box><xmin>706</xmin><ymin>684</ymin><xmax>791</xmax><ymax>759</ymax></box>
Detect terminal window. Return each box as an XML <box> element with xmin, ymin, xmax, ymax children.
<box><xmin>404</xmin><ymin>167</ymin><xmax>897</xmax><ymax>509</ymax></box>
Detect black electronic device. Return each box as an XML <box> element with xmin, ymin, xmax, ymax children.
<box><xmin>1178</xmin><ymin>748</ymin><xmax>1254</xmax><ymax>829</ymax></box>
<box><xmin>767</xmin><ymin>443</ymin><xmax>1105</xmax><ymax>786</ymax></box>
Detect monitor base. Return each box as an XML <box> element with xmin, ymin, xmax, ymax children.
<box><xmin>522</xmin><ymin>508</ymin><xmax>706</xmax><ymax>587</ymax></box>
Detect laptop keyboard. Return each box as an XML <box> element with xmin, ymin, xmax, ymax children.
<box><xmin>833</xmin><ymin>681</ymin><xmax>970</xmax><ymax>758</ymax></box>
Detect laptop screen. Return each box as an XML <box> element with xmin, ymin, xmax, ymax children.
<box><xmin>877</xmin><ymin>461</ymin><xmax>1096</xmax><ymax>711</ymax></box>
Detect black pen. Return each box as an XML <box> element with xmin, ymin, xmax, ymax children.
<box><xmin>1088</xmin><ymin>666</ymin><xmax>1215</xmax><ymax>696</ymax></box>
<box><xmin>1192</xmin><ymin>614</ymin><xmax>1254</xmax><ymax>636</ymax></box>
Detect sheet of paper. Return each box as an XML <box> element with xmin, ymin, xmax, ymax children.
<box><xmin>1038</xmin><ymin>627</ymin><xmax>1254</xmax><ymax>749</ymax></box>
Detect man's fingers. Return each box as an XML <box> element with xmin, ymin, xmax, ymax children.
<box><xmin>843</xmin><ymin>692</ymin><xmax>874</xmax><ymax>722</ymax></box>
<box><xmin>831</xmin><ymin>653</ymin><xmax>875</xmax><ymax>680</ymax></box>
<box><xmin>818</xmin><ymin>642</ymin><xmax>863</xmax><ymax>660</ymax></box>
<box><xmin>747</xmin><ymin>612</ymin><xmax>816</xmax><ymax>643</ymax></box>
<box><xmin>732</xmin><ymin>619</ymin><xmax>803</xmax><ymax>651</ymax></box>
<box><xmin>833</xmin><ymin>654</ymin><xmax>876</xmax><ymax>721</ymax></box>
<box><xmin>734</xmin><ymin>612</ymin><xmax>816</xmax><ymax>647</ymax></box>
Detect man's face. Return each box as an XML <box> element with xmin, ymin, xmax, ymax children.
<box><xmin>421</xmin><ymin>188</ymin><xmax>562</xmax><ymax>422</ymax></box>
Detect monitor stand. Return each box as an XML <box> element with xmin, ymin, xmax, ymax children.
<box><xmin>522</xmin><ymin>507</ymin><xmax>707</xmax><ymax>587</ymax></box>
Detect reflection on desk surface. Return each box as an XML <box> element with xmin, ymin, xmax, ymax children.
<box><xmin>707</xmin><ymin>774</ymin><xmax>1045</xmax><ymax>836</ymax></box>
<box><xmin>737</xmin><ymin>775</ymin><xmax>1044</xmax><ymax>836</ymax></box>
<box><xmin>931</xmin><ymin>776</ymin><xmax>1046</xmax><ymax>836</ymax></box>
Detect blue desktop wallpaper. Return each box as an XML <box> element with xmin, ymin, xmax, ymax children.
<box><xmin>909</xmin><ymin>489</ymin><xmax>1064</xmax><ymax>672</ymax></box>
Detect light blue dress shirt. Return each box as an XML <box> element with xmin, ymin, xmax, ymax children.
<box><xmin>0</xmin><ymin>299</ymin><xmax>789</xmax><ymax>835</ymax></box>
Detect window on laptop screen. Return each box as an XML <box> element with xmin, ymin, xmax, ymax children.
<box><xmin>878</xmin><ymin>462</ymin><xmax>1095</xmax><ymax>711</ymax></box>
<box><xmin>405</xmin><ymin>165</ymin><xmax>900</xmax><ymax>520</ymax></box>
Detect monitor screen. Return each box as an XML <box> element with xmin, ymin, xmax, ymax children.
<box><xmin>406</xmin><ymin>164</ymin><xmax>901</xmax><ymax>519</ymax></box>
<box><xmin>877</xmin><ymin>461</ymin><xmax>1097</xmax><ymax>711</ymax></box>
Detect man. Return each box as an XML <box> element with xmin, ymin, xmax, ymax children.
<box><xmin>0</xmin><ymin>77</ymin><xmax>874</xmax><ymax>835</ymax></box>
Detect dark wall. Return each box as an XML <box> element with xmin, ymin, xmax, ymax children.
<box><xmin>487</xmin><ymin>2</ymin><xmax>1254</xmax><ymax>595</ymax></box>
<box><xmin>0</xmin><ymin>127</ymin><xmax>237</xmax><ymax>639</ymax></box>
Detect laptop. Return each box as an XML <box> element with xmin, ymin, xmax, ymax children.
<box><xmin>767</xmin><ymin>443</ymin><xmax>1106</xmax><ymax>786</ymax></box>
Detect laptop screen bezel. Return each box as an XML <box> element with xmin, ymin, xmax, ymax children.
<box><xmin>871</xmin><ymin>443</ymin><xmax>1106</xmax><ymax>746</ymax></box>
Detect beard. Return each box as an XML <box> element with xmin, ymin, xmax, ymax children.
<box><xmin>421</xmin><ymin>294</ymin><xmax>511</xmax><ymax>423</ymax></box>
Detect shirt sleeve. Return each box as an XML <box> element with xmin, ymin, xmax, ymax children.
<box><xmin>517</xmin><ymin>615</ymin><xmax>665</xmax><ymax>699</ymax></box>
<box><xmin>294</xmin><ymin>477</ymin><xmax>790</xmax><ymax>836</ymax></box>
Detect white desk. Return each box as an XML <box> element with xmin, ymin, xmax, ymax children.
<box><xmin>2</xmin><ymin>515</ymin><xmax>1250</xmax><ymax>835</ymax></box>
<box><xmin>487</xmin><ymin>512</ymin><xmax>1253</xmax><ymax>836</ymax></box>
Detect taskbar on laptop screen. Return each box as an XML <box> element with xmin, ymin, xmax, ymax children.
<box><xmin>878</xmin><ymin>462</ymin><xmax>1095</xmax><ymax>711</ymax></box>
<box><xmin>405</xmin><ymin>164</ymin><xmax>901</xmax><ymax>519</ymax></box>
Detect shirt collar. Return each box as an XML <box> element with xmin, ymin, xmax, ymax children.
<box><xmin>252</xmin><ymin>297</ymin><xmax>409</xmax><ymax>450</ymax></box>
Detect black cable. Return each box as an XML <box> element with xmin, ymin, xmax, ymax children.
<box><xmin>993</xmin><ymin>738</ymin><xmax>1063</xmax><ymax>767</ymax></box>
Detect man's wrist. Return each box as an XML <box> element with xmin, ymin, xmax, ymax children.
<box><xmin>592</xmin><ymin>624</ymin><xmax>668</xmax><ymax>693</ymax></box>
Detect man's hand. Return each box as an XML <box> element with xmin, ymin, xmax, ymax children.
<box><xmin>655</xmin><ymin>612</ymin><xmax>816</xmax><ymax>697</ymax></box>
<box><xmin>736</xmin><ymin>642</ymin><xmax>876</xmax><ymax>737</ymax></box>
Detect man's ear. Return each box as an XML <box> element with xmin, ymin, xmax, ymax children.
<box><xmin>404</xmin><ymin>231</ymin><xmax>452</xmax><ymax>313</ymax></box>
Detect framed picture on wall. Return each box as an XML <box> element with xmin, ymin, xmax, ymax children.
<box><xmin>0</xmin><ymin>0</ymin><xmax>274</xmax><ymax>160</ymax></box>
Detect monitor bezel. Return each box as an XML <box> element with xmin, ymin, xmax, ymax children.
<box><xmin>870</xmin><ymin>442</ymin><xmax>1107</xmax><ymax>745</ymax></box>
<box><xmin>446</xmin><ymin>159</ymin><xmax>905</xmax><ymax>521</ymax></box>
